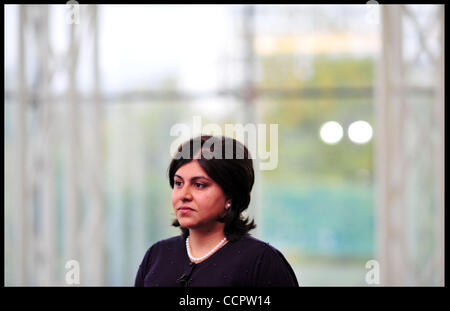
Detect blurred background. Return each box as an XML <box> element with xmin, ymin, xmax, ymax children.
<box><xmin>4</xmin><ymin>4</ymin><xmax>444</xmax><ymax>286</ymax></box>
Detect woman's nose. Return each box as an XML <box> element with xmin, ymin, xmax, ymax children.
<box><xmin>180</xmin><ymin>186</ymin><xmax>193</xmax><ymax>201</ymax></box>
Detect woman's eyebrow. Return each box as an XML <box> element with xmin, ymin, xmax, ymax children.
<box><xmin>191</xmin><ymin>176</ymin><xmax>211</xmax><ymax>182</ymax></box>
<box><xmin>174</xmin><ymin>174</ymin><xmax>210</xmax><ymax>182</ymax></box>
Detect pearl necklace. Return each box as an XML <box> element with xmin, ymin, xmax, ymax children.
<box><xmin>186</xmin><ymin>236</ymin><xmax>227</xmax><ymax>262</ymax></box>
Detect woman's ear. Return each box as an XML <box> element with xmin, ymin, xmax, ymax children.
<box><xmin>225</xmin><ymin>201</ymin><xmax>232</xmax><ymax>210</ymax></box>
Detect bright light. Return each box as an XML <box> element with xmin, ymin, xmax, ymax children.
<box><xmin>348</xmin><ymin>121</ymin><xmax>373</xmax><ymax>144</ymax></box>
<box><xmin>320</xmin><ymin>121</ymin><xmax>343</xmax><ymax>144</ymax></box>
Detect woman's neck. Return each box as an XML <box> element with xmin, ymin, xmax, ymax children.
<box><xmin>188</xmin><ymin>226</ymin><xmax>227</xmax><ymax>258</ymax></box>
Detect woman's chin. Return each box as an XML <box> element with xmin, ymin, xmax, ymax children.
<box><xmin>178</xmin><ymin>220</ymin><xmax>194</xmax><ymax>229</ymax></box>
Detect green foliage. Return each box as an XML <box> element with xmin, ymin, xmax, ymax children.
<box><xmin>261</xmin><ymin>181</ymin><xmax>375</xmax><ymax>257</ymax></box>
<box><xmin>306</xmin><ymin>55</ymin><xmax>374</xmax><ymax>87</ymax></box>
<box><xmin>258</xmin><ymin>54</ymin><xmax>374</xmax><ymax>89</ymax></box>
<box><xmin>258</xmin><ymin>55</ymin><xmax>375</xmax><ymax>183</ymax></box>
<box><xmin>257</xmin><ymin>54</ymin><xmax>375</xmax><ymax>257</ymax></box>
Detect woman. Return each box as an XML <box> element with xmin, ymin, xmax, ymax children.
<box><xmin>135</xmin><ymin>135</ymin><xmax>299</xmax><ymax>287</ymax></box>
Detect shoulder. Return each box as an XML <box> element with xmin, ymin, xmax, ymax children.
<box><xmin>231</xmin><ymin>234</ymin><xmax>289</xmax><ymax>264</ymax></box>
<box><xmin>141</xmin><ymin>235</ymin><xmax>184</xmax><ymax>260</ymax></box>
<box><xmin>232</xmin><ymin>234</ymin><xmax>299</xmax><ymax>286</ymax></box>
<box><xmin>147</xmin><ymin>235</ymin><xmax>184</xmax><ymax>253</ymax></box>
<box><xmin>135</xmin><ymin>235</ymin><xmax>185</xmax><ymax>286</ymax></box>
<box><xmin>153</xmin><ymin>235</ymin><xmax>184</xmax><ymax>248</ymax></box>
<box><xmin>233</xmin><ymin>234</ymin><xmax>281</xmax><ymax>256</ymax></box>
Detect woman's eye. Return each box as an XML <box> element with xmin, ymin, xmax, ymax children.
<box><xmin>195</xmin><ymin>183</ymin><xmax>206</xmax><ymax>189</ymax></box>
<box><xmin>174</xmin><ymin>181</ymin><xmax>182</xmax><ymax>187</ymax></box>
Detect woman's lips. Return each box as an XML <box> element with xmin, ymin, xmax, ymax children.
<box><xmin>178</xmin><ymin>206</ymin><xmax>195</xmax><ymax>213</ymax></box>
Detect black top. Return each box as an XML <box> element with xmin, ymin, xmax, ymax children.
<box><xmin>135</xmin><ymin>234</ymin><xmax>299</xmax><ymax>287</ymax></box>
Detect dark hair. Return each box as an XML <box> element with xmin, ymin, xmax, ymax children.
<box><xmin>168</xmin><ymin>135</ymin><xmax>256</xmax><ymax>242</ymax></box>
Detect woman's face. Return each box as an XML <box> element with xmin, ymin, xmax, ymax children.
<box><xmin>171</xmin><ymin>160</ymin><xmax>227</xmax><ymax>231</ymax></box>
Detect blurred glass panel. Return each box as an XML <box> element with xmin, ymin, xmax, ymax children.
<box><xmin>253</xmin><ymin>5</ymin><xmax>378</xmax><ymax>285</ymax></box>
<box><xmin>4</xmin><ymin>4</ymin><xmax>443</xmax><ymax>286</ymax></box>
<box><xmin>99</xmin><ymin>5</ymin><xmax>243</xmax><ymax>95</ymax></box>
